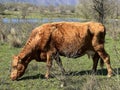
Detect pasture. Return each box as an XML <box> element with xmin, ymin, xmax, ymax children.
<box><xmin>0</xmin><ymin>34</ymin><xmax>120</xmax><ymax>90</ymax></box>
<box><xmin>0</xmin><ymin>1</ymin><xmax>120</xmax><ymax>90</ymax></box>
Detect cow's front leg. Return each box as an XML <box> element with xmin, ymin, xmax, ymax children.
<box><xmin>55</xmin><ymin>53</ymin><xmax>66</xmax><ymax>87</ymax></box>
<box><xmin>55</xmin><ymin>53</ymin><xmax>65</xmax><ymax>75</ymax></box>
<box><xmin>45</xmin><ymin>52</ymin><xmax>52</xmax><ymax>79</ymax></box>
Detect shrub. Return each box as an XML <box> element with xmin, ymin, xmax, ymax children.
<box><xmin>7</xmin><ymin>28</ymin><xmax>22</xmax><ymax>48</ymax></box>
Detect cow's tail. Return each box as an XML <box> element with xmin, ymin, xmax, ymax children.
<box><xmin>100</xmin><ymin>58</ymin><xmax>104</xmax><ymax>68</ymax></box>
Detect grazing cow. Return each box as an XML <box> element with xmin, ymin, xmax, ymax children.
<box><xmin>10</xmin><ymin>21</ymin><xmax>113</xmax><ymax>80</ymax></box>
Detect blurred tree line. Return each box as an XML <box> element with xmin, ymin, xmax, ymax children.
<box><xmin>0</xmin><ymin>0</ymin><xmax>120</xmax><ymax>20</ymax></box>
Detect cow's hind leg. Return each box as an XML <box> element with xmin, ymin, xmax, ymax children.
<box><xmin>95</xmin><ymin>46</ymin><xmax>113</xmax><ymax>77</ymax></box>
<box><xmin>92</xmin><ymin>31</ymin><xmax>113</xmax><ymax>77</ymax></box>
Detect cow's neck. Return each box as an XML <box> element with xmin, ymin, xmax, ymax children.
<box><xmin>18</xmin><ymin>51</ymin><xmax>33</xmax><ymax>66</ymax></box>
<box><xmin>18</xmin><ymin>44</ymin><xmax>34</xmax><ymax>61</ymax></box>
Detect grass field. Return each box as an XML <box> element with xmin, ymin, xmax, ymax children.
<box><xmin>0</xmin><ymin>35</ymin><xmax>120</xmax><ymax>90</ymax></box>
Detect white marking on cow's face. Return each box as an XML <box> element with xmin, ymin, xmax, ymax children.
<box><xmin>86</xmin><ymin>50</ymin><xmax>95</xmax><ymax>59</ymax></box>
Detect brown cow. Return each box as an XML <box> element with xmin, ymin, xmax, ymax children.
<box><xmin>10</xmin><ymin>21</ymin><xmax>113</xmax><ymax>80</ymax></box>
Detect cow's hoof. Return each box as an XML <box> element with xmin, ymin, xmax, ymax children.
<box><xmin>60</xmin><ymin>84</ymin><xmax>64</xmax><ymax>88</ymax></box>
<box><xmin>45</xmin><ymin>76</ymin><xmax>49</xmax><ymax>79</ymax></box>
<box><xmin>45</xmin><ymin>74</ymin><xmax>54</xmax><ymax>79</ymax></box>
<box><xmin>60</xmin><ymin>82</ymin><xmax>66</xmax><ymax>87</ymax></box>
<box><xmin>45</xmin><ymin>74</ymin><xmax>49</xmax><ymax>79</ymax></box>
<box><xmin>107</xmin><ymin>74</ymin><xmax>113</xmax><ymax>78</ymax></box>
<box><xmin>91</xmin><ymin>70</ymin><xmax>97</xmax><ymax>75</ymax></box>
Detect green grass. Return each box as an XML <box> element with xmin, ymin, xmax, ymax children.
<box><xmin>0</xmin><ymin>35</ymin><xmax>120</xmax><ymax>90</ymax></box>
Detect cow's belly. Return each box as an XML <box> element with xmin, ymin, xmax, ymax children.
<box><xmin>57</xmin><ymin>43</ymin><xmax>89</xmax><ymax>58</ymax></box>
<box><xmin>59</xmin><ymin>51</ymin><xmax>85</xmax><ymax>58</ymax></box>
<box><xmin>59</xmin><ymin>49</ymin><xmax>95</xmax><ymax>58</ymax></box>
<box><xmin>54</xmin><ymin>37</ymin><xmax>94</xmax><ymax>58</ymax></box>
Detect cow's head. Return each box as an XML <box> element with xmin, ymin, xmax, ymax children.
<box><xmin>10</xmin><ymin>55</ymin><xmax>29</xmax><ymax>80</ymax></box>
